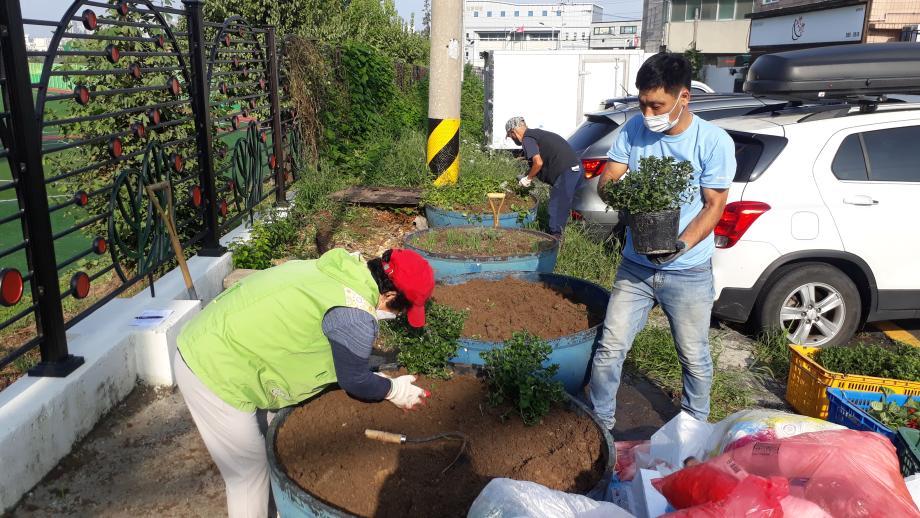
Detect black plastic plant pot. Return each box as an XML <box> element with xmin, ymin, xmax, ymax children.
<box><xmin>627</xmin><ymin>209</ymin><xmax>680</xmax><ymax>255</ymax></box>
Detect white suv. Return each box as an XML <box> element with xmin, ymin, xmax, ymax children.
<box><xmin>711</xmin><ymin>102</ymin><xmax>920</xmax><ymax>347</ymax></box>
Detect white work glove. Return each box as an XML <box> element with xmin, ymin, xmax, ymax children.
<box><xmin>518</xmin><ymin>175</ymin><xmax>533</xmax><ymax>188</ymax></box>
<box><xmin>376</xmin><ymin>373</ymin><xmax>429</xmax><ymax>410</ymax></box>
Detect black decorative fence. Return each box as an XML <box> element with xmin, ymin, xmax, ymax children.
<box><xmin>0</xmin><ymin>0</ymin><xmax>298</xmax><ymax>380</ymax></box>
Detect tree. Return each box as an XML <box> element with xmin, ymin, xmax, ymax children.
<box><xmin>683</xmin><ymin>47</ymin><xmax>704</xmax><ymax>82</ymax></box>
<box><xmin>422</xmin><ymin>0</ymin><xmax>431</xmax><ymax>36</ymax></box>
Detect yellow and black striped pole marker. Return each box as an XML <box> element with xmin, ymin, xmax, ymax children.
<box><xmin>428</xmin><ymin>117</ymin><xmax>460</xmax><ymax>186</ymax></box>
<box><xmin>427</xmin><ymin>0</ymin><xmax>462</xmax><ymax>186</ymax></box>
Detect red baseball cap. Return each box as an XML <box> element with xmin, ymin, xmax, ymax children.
<box><xmin>383</xmin><ymin>249</ymin><xmax>435</xmax><ymax>328</ymax></box>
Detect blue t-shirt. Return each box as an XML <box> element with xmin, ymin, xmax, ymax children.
<box><xmin>607</xmin><ymin>114</ymin><xmax>736</xmax><ymax>270</ymax></box>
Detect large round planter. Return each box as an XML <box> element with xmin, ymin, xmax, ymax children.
<box><xmin>439</xmin><ymin>271</ymin><xmax>609</xmax><ymax>395</ymax></box>
<box><xmin>424</xmin><ymin>204</ymin><xmax>537</xmax><ymax>229</ymax></box>
<box><xmin>403</xmin><ymin>227</ymin><xmax>560</xmax><ymax>280</ymax></box>
<box><xmin>265</xmin><ymin>366</ymin><xmax>615</xmax><ymax>518</ymax></box>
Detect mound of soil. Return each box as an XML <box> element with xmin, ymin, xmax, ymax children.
<box><xmin>433</xmin><ymin>277</ymin><xmax>604</xmax><ymax>341</ymax></box>
<box><xmin>276</xmin><ymin>374</ymin><xmax>605</xmax><ymax>517</ymax></box>
<box><xmin>411</xmin><ymin>227</ymin><xmax>553</xmax><ymax>257</ymax></box>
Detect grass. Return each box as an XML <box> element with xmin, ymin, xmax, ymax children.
<box><xmin>627</xmin><ymin>326</ymin><xmax>753</xmax><ymax>421</ymax></box>
<box><xmin>751</xmin><ymin>328</ymin><xmax>791</xmax><ymax>382</ymax></box>
<box><xmin>552</xmin><ymin>222</ymin><xmax>622</xmax><ymax>287</ymax></box>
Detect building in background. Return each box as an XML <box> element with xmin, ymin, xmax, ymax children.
<box><xmin>640</xmin><ymin>0</ymin><xmax>667</xmax><ymax>51</ymax></box>
<box><xmin>463</xmin><ymin>1</ymin><xmax>604</xmax><ymax>67</ymax></box>
<box><xmin>748</xmin><ymin>0</ymin><xmax>920</xmax><ymax>56</ymax></box>
<box><xmin>25</xmin><ymin>35</ymin><xmax>51</xmax><ymax>52</ymax></box>
<box><xmin>588</xmin><ymin>20</ymin><xmax>642</xmax><ymax>48</ymax></box>
<box><xmin>663</xmin><ymin>0</ymin><xmax>755</xmax><ymax>59</ymax></box>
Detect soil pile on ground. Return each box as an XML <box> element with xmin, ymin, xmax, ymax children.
<box><xmin>411</xmin><ymin>227</ymin><xmax>553</xmax><ymax>257</ymax></box>
<box><xmin>276</xmin><ymin>374</ymin><xmax>604</xmax><ymax>518</ymax></box>
<box><xmin>433</xmin><ymin>277</ymin><xmax>604</xmax><ymax>341</ymax></box>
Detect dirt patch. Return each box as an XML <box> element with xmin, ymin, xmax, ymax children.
<box><xmin>433</xmin><ymin>277</ymin><xmax>603</xmax><ymax>341</ymax></box>
<box><xmin>409</xmin><ymin>227</ymin><xmax>553</xmax><ymax>257</ymax></box>
<box><xmin>276</xmin><ymin>373</ymin><xmax>604</xmax><ymax>517</ymax></box>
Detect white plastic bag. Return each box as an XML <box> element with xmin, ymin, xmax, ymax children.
<box><xmin>467</xmin><ymin>478</ymin><xmax>635</xmax><ymax>518</ymax></box>
<box><xmin>648</xmin><ymin>412</ymin><xmax>713</xmax><ymax>475</ymax></box>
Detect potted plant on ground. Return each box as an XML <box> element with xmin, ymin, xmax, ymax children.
<box><xmin>602</xmin><ymin>155</ymin><xmax>694</xmax><ymax>255</ymax></box>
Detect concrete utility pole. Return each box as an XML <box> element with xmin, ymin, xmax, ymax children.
<box><xmin>427</xmin><ymin>0</ymin><xmax>462</xmax><ymax>186</ymax></box>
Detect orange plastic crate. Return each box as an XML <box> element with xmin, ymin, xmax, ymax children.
<box><xmin>785</xmin><ymin>345</ymin><xmax>920</xmax><ymax>419</ymax></box>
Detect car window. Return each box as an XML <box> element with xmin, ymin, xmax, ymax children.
<box><xmin>861</xmin><ymin>126</ymin><xmax>920</xmax><ymax>182</ymax></box>
<box><xmin>729</xmin><ymin>131</ymin><xmax>788</xmax><ymax>183</ymax></box>
<box><xmin>831</xmin><ymin>134</ymin><xmax>868</xmax><ymax>181</ymax></box>
<box><xmin>568</xmin><ymin>118</ymin><xmax>618</xmax><ymax>153</ymax></box>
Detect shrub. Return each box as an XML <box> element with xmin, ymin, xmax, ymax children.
<box><xmin>602</xmin><ymin>156</ymin><xmax>694</xmax><ymax>214</ymax></box>
<box><xmin>480</xmin><ymin>331</ymin><xmax>565</xmax><ymax>426</ymax></box>
<box><xmin>815</xmin><ymin>342</ymin><xmax>920</xmax><ymax>382</ymax></box>
<box><xmin>384</xmin><ymin>302</ymin><xmax>466</xmax><ymax>379</ymax></box>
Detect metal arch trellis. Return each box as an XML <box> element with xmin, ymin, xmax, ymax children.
<box><xmin>108</xmin><ymin>141</ymin><xmax>178</xmax><ymax>283</ymax></box>
<box><xmin>205</xmin><ymin>15</ymin><xmax>278</xmax><ymax>224</ymax></box>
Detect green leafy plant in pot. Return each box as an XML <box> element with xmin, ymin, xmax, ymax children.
<box><xmin>602</xmin><ymin>156</ymin><xmax>694</xmax><ymax>254</ymax></box>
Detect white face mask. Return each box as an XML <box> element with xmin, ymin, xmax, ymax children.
<box><xmin>643</xmin><ymin>94</ymin><xmax>686</xmax><ymax>133</ymax></box>
<box><xmin>375</xmin><ymin>309</ymin><xmax>398</xmax><ymax>320</ymax></box>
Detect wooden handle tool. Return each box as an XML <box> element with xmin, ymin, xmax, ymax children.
<box><xmin>487</xmin><ymin>192</ymin><xmax>506</xmax><ymax>228</ymax></box>
<box><xmin>364</xmin><ymin>429</ymin><xmax>406</xmax><ymax>444</ymax></box>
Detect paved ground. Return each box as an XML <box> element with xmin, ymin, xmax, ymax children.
<box><xmin>874</xmin><ymin>320</ymin><xmax>920</xmax><ymax>348</ymax></box>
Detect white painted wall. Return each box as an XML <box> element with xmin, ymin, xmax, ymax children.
<box><xmin>0</xmin><ymin>220</ymin><xmax>253</xmax><ymax>512</ymax></box>
<box><xmin>665</xmin><ymin>19</ymin><xmax>751</xmax><ymax>54</ymax></box>
<box><xmin>702</xmin><ymin>65</ymin><xmax>738</xmax><ymax>93</ymax></box>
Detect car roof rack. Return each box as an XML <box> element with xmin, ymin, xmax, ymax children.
<box><xmin>744</xmin><ymin>43</ymin><xmax>920</xmax><ymax>111</ymax></box>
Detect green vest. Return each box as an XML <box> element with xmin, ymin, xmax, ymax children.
<box><xmin>177</xmin><ymin>249</ymin><xmax>380</xmax><ymax>411</ymax></box>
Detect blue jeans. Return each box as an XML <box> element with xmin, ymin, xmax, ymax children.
<box><xmin>548</xmin><ymin>167</ymin><xmax>584</xmax><ymax>235</ymax></box>
<box><xmin>589</xmin><ymin>258</ymin><xmax>715</xmax><ymax>430</ymax></box>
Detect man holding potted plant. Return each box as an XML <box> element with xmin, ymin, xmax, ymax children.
<box><xmin>589</xmin><ymin>52</ymin><xmax>736</xmax><ymax>433</ymax></box>
<box><xmin>505</xmin><ymin>116</ymin><xmax>583</xmax><ymax>236</ymax></box>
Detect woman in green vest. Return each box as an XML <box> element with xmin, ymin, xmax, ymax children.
<box><xmin>173</xmin><ymin>247</ymin><xmax>435</xmax><ymax>518</ymax></box>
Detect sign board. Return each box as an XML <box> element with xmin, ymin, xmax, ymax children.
<box><xmin>749</xmin><ymin>4</ymin><xmax>866</xmax><ymax>47</ymax></box>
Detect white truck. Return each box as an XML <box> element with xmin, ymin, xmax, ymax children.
<box><xmin>482</xmin><ymin>49</ymin><xmax>648</xmax><ymax>149</ymax></box>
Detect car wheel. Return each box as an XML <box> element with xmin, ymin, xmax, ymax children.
<box><xmin>754</xmin><ymin>263</ymin><xmax>861</xmax><ymax>347</ymax></box>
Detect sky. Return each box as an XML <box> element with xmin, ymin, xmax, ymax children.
<box><xmin>24</xmin><ymin>0</ymin><xmax>644</xmax><ymax>36</ymax></box>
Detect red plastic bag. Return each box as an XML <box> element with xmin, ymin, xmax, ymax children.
<box><xmin>662</xmin><ymin>475</ymin><xmax>788</xmax><ymax>518</ymax></box>
<box><xmin>723</xmin><ymin>429</ymin><xmax>920</xmax><ymax>518</ymax></box>
<box><xmin>614</xmin><ymin>440</ymin><xmax>650</xmax><ymax>482</ymax></box>
<box><xmin>652</xmin><ymin>457</ymin><xmax>748</xmax><ymax>509</ymax></box>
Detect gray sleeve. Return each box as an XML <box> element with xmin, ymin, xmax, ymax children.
<box><xmin>321</xmin><ymin>307</ymin><xmax>378</xmax><ymax>359</ymax></box>
<box><xmin>522</xmin><ymin>136</ymin><xmax>540</xmax><ymax>160</ymax></box>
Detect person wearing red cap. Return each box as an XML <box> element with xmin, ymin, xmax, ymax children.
<box><xmin>173</xmin><ymin>247</ymin><xmax>435</xmax><ymax>518</ymax></box>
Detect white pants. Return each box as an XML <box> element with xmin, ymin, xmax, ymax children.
<box><xmin>174</xmin><ymin>353</ymin><xmax>272</xmax><ymax>518</ymax></box>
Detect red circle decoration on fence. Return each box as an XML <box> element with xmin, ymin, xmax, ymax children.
<box><xmin>105</xmin><ymin>44</ymin><xmax>120</xmax><ymax>64</ymax></box>
<box><xmin>81</xmin><ymin>9</ymin><xmax>97</xmax><ymax>31</ymax></box>
<box><xmin>74</xmin><ymin>85</ymin><xmax>91</xmax><ymax>105</ymax></box>
<box><xmin>155</xmin><ymin>34</ymin><xmax>166</xmax><ymax>49</ymax></box>
<box><xmin>129</xmin><ymin>62</ymin><xmax>143</xmax><ymax>80</ymax></box>
<box><xmin>219</xmin><ymin>200</ymin><xmax>228</xmax><ymax>217</ymax></box>
<box><xmin>231</xmin><ymin>115</ymin><xmax>240</xmax><ymax>130</ymax></box>
<box><xmin>131</xmin><ymin>122</ymin><xmax>146</xmax><ymax>139</ymax></box>
<box><xmin>269</xmin><ymin>154</ymin><xmax>277</xmax><ymax>169</ymax></box>
<box><xmin>170</xmin><ymin>153</ymin><xmax>183</xmax><ymax>173</ymax></box>
<box><xmin>73</xmin><ymin>190</ymin><xmax>89</xmax><ymax>207</ymax></box>
<box><xmin>92</xmin><ymin>237</ymin><xmax>107</xmax><ymax>255</ymax></box>
<box><xmin>147</xmin><ymin>108</ymin><xmax>161</xmax><ymax>126</ymax></box>
<box><xmin>0</xmin><ymin>268</ymin><xmax>24</xmax><ymax>307</ymax></box>
<box><xmin>167</xmin><ymin>76</ymin><xmax>181</xmax><ymax>97</ymax></box>
<box><xmin>71</xmin><ymin>272</ymin><xmax>91</xmax><ymax>299</ymax></box>
<box><xmin>108</xmin><ymin>137</ymin><xmax>123</xmax><ymax>159</ymax></box>
<box><xmin>116</xmin><ymin>0</ymin><xmax>130</xmax><ymax>17</ymax></box>
<box><xmin>190</xmin><ymin>185</ymin><xmax>202</xmax><ymax>208</ymax></box>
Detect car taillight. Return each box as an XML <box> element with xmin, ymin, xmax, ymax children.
<box><xmin>582</xmin><ymin>159</ymin><xmax>606</xmax><ymax>179</ymax></box>
<box><xmin>715</xmin><ymin>201</ymin><xmax>770</xmax><ymax>248</ymax></box>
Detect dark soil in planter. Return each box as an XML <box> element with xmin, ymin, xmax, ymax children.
<box><xmin>276</xmin><ymin>373</ymin><xmax>604</xmax><ymax>518</ymax></box>
<box><xmin>433</xmin><ymin>277</ymin><xmax>604</xmax><ymax>341</ymax></box>
<box><xmin>410</xmin><ymin>227</ymin><xmax>553</xmax><ymax>257</ymax></box>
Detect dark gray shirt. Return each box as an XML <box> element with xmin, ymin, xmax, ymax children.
<box><xmin>322</xmin><ymin>307</ymin><xmax>390</xmax><ymax>401</ymax></box>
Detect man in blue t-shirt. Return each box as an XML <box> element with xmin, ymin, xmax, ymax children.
<box><xmin>589</xmin><ymin>53</ymin><xmax>736</xmax><ymax>433</ymax></box>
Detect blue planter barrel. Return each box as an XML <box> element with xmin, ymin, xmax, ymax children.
<box><xmin>265</xmin><ymin>367</ymin><xmax>615</xmax><ymax>518</ymax></box>
<box><xmin>404</xmin><ymin>227</ymin><xmax>560</xmax><ymax>280</ymax></box>
<box><xmin>424</xmin><ymin>204</ymin><xmax>537</xmax><ymax>229</ymax></box>
<box><xmin>440</xmin><ymin>271</ymin><xmax>609</xmax><ymax>395</ymax></box>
